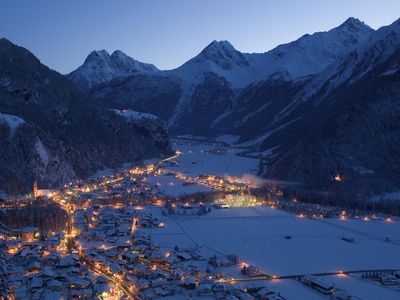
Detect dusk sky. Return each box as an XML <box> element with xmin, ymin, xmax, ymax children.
<box><xmin>1</xmin><ymin>0</ymin><xmax>400</xmax><ymax>73</ymax></box>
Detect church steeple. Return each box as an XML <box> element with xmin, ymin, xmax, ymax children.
<box><xmin>33</xmin><ymin>177</ymin><xmax>38</xmax><ymax>198</ymax></box>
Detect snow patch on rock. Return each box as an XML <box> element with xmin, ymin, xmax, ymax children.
<box><xmin>34</xmin><ymin>138</ymin><xmax>49</xmax><ymax>167</ymax></box>
<box><xmin>112</xmin><ymin>109</ymin><xmax>159</xmax><ymax>121</ymax></box>
<box><xmin>0</xmin><ymin>112</ymin><xmax>25</xmax><ymax>137</ymax></box>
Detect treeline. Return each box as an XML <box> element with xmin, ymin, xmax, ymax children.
<box><xmin>272</xmin><ymin>186</ymin><xmax>400</xmax><ymax>216</ymax></box>
<box><xmin>0</xmin><ymin>201</ymin><xmax>68</xmax><ymax>233</ymax></box>
<box><xmin>165</xmin><ymin>191</ymin><xmax>220</xmax><ymax>204</ymax></box>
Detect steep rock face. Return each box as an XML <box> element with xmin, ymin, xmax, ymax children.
<box><xmin>91</xmin><ymin>74</ymin><xmax>182</xmax><ymax>121</ymax></box>
<box><xmin>111</xmin><ymin>109</ymin><xmax>171</xmax><ymax>151</ymax></box>
<box><xmin>213</xmin><ymin>78</ymin><xmax>309</xmax><ymax>145</ymax></box>
<box><xmin>169</xmin><ymin>72</ymin><xmax>234</xmax><ymax>135</ymax></box>
<box><xmin>0</xmin><ymin>39</ymin><xmax>171</xmax><ymax>194</ymax></box>
<box><xmin>68</xmin><ymin>49</ymin><xmax>158</xmax><ymax>91</ymax></box>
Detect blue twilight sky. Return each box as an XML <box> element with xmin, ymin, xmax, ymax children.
<box><xmin>0</xmin><ymin>0</ymin><xmax>399</xmax><ymax>74</ymax></box>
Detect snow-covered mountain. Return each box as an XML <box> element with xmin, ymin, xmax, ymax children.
<box><xmin>86</xmin><ymin>17</ymin><xmax>374</xmax><ymax>135</ymax></box>
<box><xmin>246</xmin><ymin>17</ymin><xmax>373</xmax><ymax>81</ymax></box>
<box><xmin>68</xmin><ymin>49</ymin><xmax>158</xmax><ymax>91</ymax></box>
<box><xmin>163</xmin><ymin>40</ymin><xmax>252</xmax><ymax>88</ymax></box>
<box><xmin>162</xmin><ymin>17</ymin><xmax>373</xmax><ymax>88</ymax></box>
<box><xmin>72</xmin><ymin>17</ymin><xmax>372</xmax><ymax>93</ymax></box>
<box><xmin>298</xmin><ymin>18</ymin><xmax>400</xmax><ymax>102</ymax></box>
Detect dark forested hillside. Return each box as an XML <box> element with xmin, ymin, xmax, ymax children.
<box><xmin>0</xmin><ymin>38</ymin><xmax>171</xmax><ymax>194</ymax></box>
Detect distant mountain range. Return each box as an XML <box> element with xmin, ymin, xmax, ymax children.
<box><xmin>71</xmin><ymin>17</ymin><xmax>374</xmax><ymax>136</ymax></box>
<box><xmin>0</xmin><ymin>38</ymin><xmax>171</xmax><ymax>194</ymax></box>
<box><xmin>67</xmin><ymin>17</ymin><xmax>400</xmax><ymax>203</ymax></box>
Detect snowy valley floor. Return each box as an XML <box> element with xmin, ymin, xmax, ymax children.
<box><xmin>139</xmin><ymin>205</ymin><xmax>400</xmax><ymax>300</ymax></box>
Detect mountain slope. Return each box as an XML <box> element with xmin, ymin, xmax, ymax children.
<box><xmin>0</xmin><ymin>38</ymin><xmax>171</xmax><ymax>194</ymax></box>
<box><xmin>261</xmin><ymin>19</ymin><xmax>400</xmax><ymax>203</ymax></box>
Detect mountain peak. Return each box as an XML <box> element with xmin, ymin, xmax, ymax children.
<box><xmin>0</xmin><ymin>37</ymin><xmax>12</xmax><ymax>46</ymax></box>
<box><xmin>88</xmin><ymin>49</ymin><xmax>109</xmax><ymax>58</ymax></box>
<box><xmin>336</xmin><ymin>17</ymin><xmax>372</xmax><ymax>33</ymax></box>
<box><xmin>111</xmin><ymin>50</ymin><xmax>129</xmax><ymax>58</ymax></box>
<box><xmin>69</xmin><ymin>49</ymin><xmax>158</xmax><ymax>90</ymax></box>
<box><xmin>83</xmin><ymin>50</ymin><xmax>111</xmax><ymax>65</ymax></box>
<box><xmin>204</xmin><ymin>40</ymin><xmax>236</xmax><ymax>52</ymax></box>
<box><xmin>192</xmin><ymin>40</ymin><xmax>249</xmax><ymax>70</ymax></box>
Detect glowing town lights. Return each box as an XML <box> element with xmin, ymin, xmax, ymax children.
<box><xmin>7</xmin><ymin>247</ymin><xmax>19</xmax><ymax>255</ymax></box>
<box><xmin>386</xmin><ymin>217</ymin><xmax>393</xmax><ymax>223</ymax></box>
<box><xmin>298</xmin><ymin>213</ymin><xmax>305</xmax><ymax>218</ymax></box>
<box><xmin>240</xmin><ymin>262</ymin><xmax>249</xmax><ymax>268</ymax></box>
<box><xmin>338</xmin><ymin>271</ymin><xmax>346</xmax><ymax>277</ymax></box>
<box><xmin>134</xmin><ymin>206</ymin><xmax>144</xmax><ymax>210</ymax></box>
<box><xmin>151</xmin><ymin>265</ymin><xmax>157</xmax><ymax>270</ymax></box>
<box><xmin>340</xmin><ymin>215</ymin><xmax>346</xmax><ymax>221</ymax></box>
<box><xmin>363</xmin><ymin>216</ymin><xmax>370</xmax><ymax>222</ymax></box>
<box><xmin>334</xmin><ymin>174</ymin><xmax>343</xmax><ymax>182</ymax></box>
<box><xmin>165</xmin><ymin>252</ymin><xmax>170</xmax><ymax>258</ymax></box>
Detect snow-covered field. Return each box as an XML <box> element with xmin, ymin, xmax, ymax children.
<box><xmin>147</xmin><ymin>174</ymin><xmax>211</xmax><ymax>196</ymax></box>
<box><xmin>371</xmin><ymin>191</ymin><xmax>400</xmax><ymax>202</ymax></box>
<box><xmin>170</xmin><ymin>140</ymin><xmax>259</xmax><ymax>178</ymax></box>
<box><xmin>139</xmin><ymin>205</ymin><xmax>400</xmax><ymax>299</ymax></box>
<box><xmin>147</xmin><ymin>139</ymin><xmax>260</xmax><ymax>196</ymax></box>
